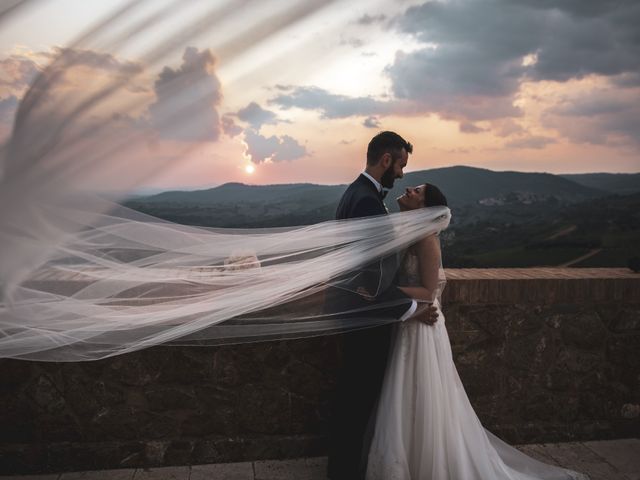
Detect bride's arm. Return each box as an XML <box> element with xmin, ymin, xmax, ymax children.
<box><xmin>398</xmin><ymin>234</ymin><xmax>441</xmax><ymax>302</ymax></box>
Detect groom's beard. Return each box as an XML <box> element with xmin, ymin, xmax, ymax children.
<box><xmin>381</xmin><ymin>163</ymin><xmax>396</xmax><ymax>189</ymax></box>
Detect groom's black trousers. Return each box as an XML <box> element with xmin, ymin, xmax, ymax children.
<box><xmin>324</xmin><ymin>286</ymin><xmax>413</xmax><ymax>480</ymax></box>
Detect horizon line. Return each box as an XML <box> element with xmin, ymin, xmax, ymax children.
<box><xmin>120</xmin><ymin>165</ymin><xmax>640</xmax><ymax>195</ymax></box>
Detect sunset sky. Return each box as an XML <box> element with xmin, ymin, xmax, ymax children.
<box><xmin>1</xmin><ymin>0</ymin><xmax>639</xmax><ymax>190</ymax></box>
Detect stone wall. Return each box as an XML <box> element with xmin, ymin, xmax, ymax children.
<box><xmin>1</xmin><ymin>268</ymin><xmax>639</xmax><ymax>474</ymax></box>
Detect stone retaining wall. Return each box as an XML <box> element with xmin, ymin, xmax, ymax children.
<box><xmin>1</xmin><ymin>268</ymin><xmax>638</xmax><ymax>474</ymax></box>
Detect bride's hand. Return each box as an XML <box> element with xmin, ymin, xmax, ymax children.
<box><xmin>416</xmin><ymin>303</ymin><xmax>439</xmax><ymax>325</ymax></box>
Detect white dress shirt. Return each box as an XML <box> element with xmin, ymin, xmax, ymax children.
<box><xmin>361</xmin><ymin>171</ymin><xmax>383</xmax><ymax>193</ymax></box>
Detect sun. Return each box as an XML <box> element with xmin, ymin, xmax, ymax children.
<box><xmin>245</xmin><ymin>164</ymin><xmax>255</xmax><ymax>174</ymax></box>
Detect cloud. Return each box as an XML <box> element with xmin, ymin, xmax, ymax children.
<box><xmin>505</xmin><ymin>135</ymin><xmax>556</xmax><ymax>149</ymax></box>
<box><xmin>544</xmin><ymin>87</ymin><xmax>640</xmax><ymax>146</ymax></box>
<box><xmin>363</xmin><ymin>116</ymin><xmax>381</xmax><ymax>128</ymax></box>
<box><xmin>396</xmin><ymin>1</ymin><xmax>640</xmax><ymax>83</ymax></box>
<box><xmin>222</xmin><ymin>114</ymin><xmax>243</xmax><ymax>137</ymax></box>
<box><xmin>270</xmin><ymin>85</ymin><xmax>395</xmax><ymax>119</ymax></box>
<box><xmin>0</xmin><ymin>95</ymin><xmax>18</xmax><ymax>124</ymax></box>
<box><xmin>459</xmin><ymin>122</ymin><xmax>486</xmax><ymax>134</ymax></box>
<box><xmin>51</xmin><ymin>47</ymin><xmax>143</xmax><ymax>76</ymax></box>
<box><xmin>236</xmin><ymin>102</ymin><xmax>278</xmax><ymax>130</ymax></box>
<box><xmin>243</xmin><ymin>129</ymin><xmax>307</xmax><ymax>164</ymax></box>
<box><xmin>232</xmin><ymin>101</ymin><xmax>305</xmax><ymax>164</ymax></box>
<box><xmin>0</xmin><ymin>54</ymin><xmax>40</xmax><ymax>93</ymax></box>
<box><xmin>356</xmin><ymin>14</ymin><xmax>386</xmax><ymax>25</ymax></box>
<box><xmin>493</xmin><ymin>119</ymin><xmax>526</xmax><ymax>137</ymax></box>
<box><xmin>612</xmin><ymin>72</ymin><xmax>640</xmax><ymax>88</ymax></box>
<box><xmin>148</xmin><ymin>47</ymin><xmax>222</xmax><ymax>142</ymax></box>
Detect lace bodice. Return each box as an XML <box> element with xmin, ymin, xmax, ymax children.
<box><xmin>397</xmin><ymin>248</ymin><xmax>446</xmax><ymax>304</ymax></box>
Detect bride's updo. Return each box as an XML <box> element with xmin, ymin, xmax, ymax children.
<box><xmin>423</xmin><ymin>183</ymin><xmax>448</xmax><ymax>207</ymax></box>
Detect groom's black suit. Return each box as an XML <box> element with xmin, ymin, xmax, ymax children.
<box><xmin>326</xmin><ymin>174</ymin><xmax>414</xmax><ymax>480</ymax></box>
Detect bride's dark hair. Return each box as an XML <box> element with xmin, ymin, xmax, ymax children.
<box><xmin>423</xmin><ymin>183</ymin><xmax>448</xmax><ymax>207</ymax></box>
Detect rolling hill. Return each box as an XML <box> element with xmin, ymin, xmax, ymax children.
<box><xmin>390</xmin><ymin>166</ymin><xmax>604</xmax><ymax>206</ymax></box>
<box><xmin>560</xmin><ymin>173</ymin><xmax>640</xmax><ymax>195</ymax></box>
<box><xmin>131</xmin><ymin>166</ymin><xmax>608</xmax><ymax>213</ymax></box>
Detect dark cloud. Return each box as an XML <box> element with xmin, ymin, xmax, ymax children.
<box><xmin>459</xmin><ymin>122</ymin><xmax>486</xmax><ymax>134</ymax></box>
<box><xmin>0</xmin><ymin>95</ymin><xmax>18</xmax><ymax>124</ymax></box>
<box><xmin>527</xmin><ymin>8</ymin><xmax>640</xmax><ymax>83</ymax></box>
<box><xmin>243</xmin><ymin>129</ymin><xmax>307</xmax><ymax>164</ymax></box>
<box><xmin>388</xmin><ymin>1</ymin><xmax>535</xmax><ymax>122</ymax></box>
<box><xmin>148</xmin><ymin>47</ymin><xmax>222</xmax><ymax>142</ymax></box>
<box><xmin>508</xmin><ymin>0</ymin><xmax>638</xmax><ymax>20</ymax></box>
<box><xmin>552</xmin><ymin>94</ymin><xmax>629</xmax><ymax>117</ymax></box>
<box><xmin>356</xmin><ymin>14</ymin><xmax>386</xmax><ymax>25</ymax></box>
<box><xmin>545</xmin><ymin>88</ymin><xmax>640</xmax><ymax>146</ymax></box>
<box><xmin>222</xmin><ymin>114</ymin><xmax>242</xmax><ymax>137</ymax></box>
<box><xmin>505</xmin><ymin>135</ymin><xmax>556</xmax><ymax>149</ymax></box>
<box><xmin>363</xmin><ymin>116</ymin><xmax>381</xmax><ymax>128</ymax></box>
<box><xmin>494</xmin><ymin>119</ymin><xmax>526</xmax><ymax>138</ymax></box>
<box><xmin>236</xmin><ymin>102</ymin><xmax>278</xmax><ymax>130</ymax></box>
<box><xmin>612</xmin><ymin>72</ymin><xmax>640</xmax><ymax>88</ymax></box>
<box><xmin>397</xmin><ymin>1</ymin><xmax>640</xmax><ymax>83</ymax></box>
<box><xmin>270</xmin><ymin>85</ymin><xmax>394</xmax><ymax>119</ymax></box>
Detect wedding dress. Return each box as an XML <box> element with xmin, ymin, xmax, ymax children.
<box><xmin>365</xmin><ymin>249</ymin><xmax>589</xmax><ymax>480</ymax></box>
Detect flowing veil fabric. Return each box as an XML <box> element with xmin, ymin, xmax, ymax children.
<box><xmin>0</xmin><ymin>201</ymin><xmax>451</xmax><ymax>361</ymax></box>
<box><xmin>0</xmin><ymin>0</ymin><xmax>454</xmax><ymax>361</ymax></box>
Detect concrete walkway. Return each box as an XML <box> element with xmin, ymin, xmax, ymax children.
<box><xmin>3</xmin><ymin>439</ymin><xmax>638</xmax><ymax>480</ymax></box>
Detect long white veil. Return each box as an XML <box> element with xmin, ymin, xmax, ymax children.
<box><xmin>0</xmin><ymin>0</ymin><xmax>451</xmax><ymax>361</ymax></box>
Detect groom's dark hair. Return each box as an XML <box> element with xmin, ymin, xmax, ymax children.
<box><xmin>366</xmin><ymin>131</ymin><xmax>413</xmax><ymax>166</ymax></box>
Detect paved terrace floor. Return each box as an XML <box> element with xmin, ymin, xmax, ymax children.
<box><xmin>2</xmin><ymin>439</ymin><xmax>638</xmax><ymax>480</ymax></box>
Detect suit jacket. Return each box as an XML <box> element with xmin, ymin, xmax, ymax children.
<box><xmin>336</xmin><ymin>173</ymin><xmax>386</xmax><ymax>219</ymax></box>
<box><xmin>333</xmin><ymin>174</ymin><xmax>401</xmax><ymax>299</ymax></box>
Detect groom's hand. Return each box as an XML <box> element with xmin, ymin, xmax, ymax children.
<box><xmin>418</xmin><ymin>304</ymin><xmax>439</xmax><ymax>325</ymax></box>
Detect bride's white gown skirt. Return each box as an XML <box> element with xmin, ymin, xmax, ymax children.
<box><xmin>365</xmin><ymin>304</ymin><xmax>589</xmax><ymax>480</ymax></box>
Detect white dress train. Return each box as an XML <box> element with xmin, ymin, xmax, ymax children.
<box><xmin>365</xmin><ymin>253</ymin><xmax>589</xmax><ymax>480</ymax></box>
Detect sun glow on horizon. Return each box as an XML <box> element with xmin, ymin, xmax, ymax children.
<box><xmin>245</xmin><ymin>164</ymin><xmax>256</xmax><ymax>174</ymax></box>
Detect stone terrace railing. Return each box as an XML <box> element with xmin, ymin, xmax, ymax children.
<box><xmin>0</xmin><ymin>268</ymin><xmax>639</xmax><ymax>475</ymax></box>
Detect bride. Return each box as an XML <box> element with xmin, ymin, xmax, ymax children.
<box><xmin>365</xmin><ymin>184</ymin><xmax>589</xmax><ymax>480</ymax></box>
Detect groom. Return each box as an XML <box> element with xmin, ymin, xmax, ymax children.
<box><xmin>326</xmin><ymin>131</ymin><xmax>438</xmax><ymax>480</ymax></box>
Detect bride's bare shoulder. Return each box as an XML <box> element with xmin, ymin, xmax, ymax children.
<box><xmin>413</xmin><ymin>234</ymin><xmax>441</xmax><ymax>261</ymax></box>
<box><xmin>416</xmin><ymin>233</ymin><xmax>439</xmax><ymax>249</ymax></box>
